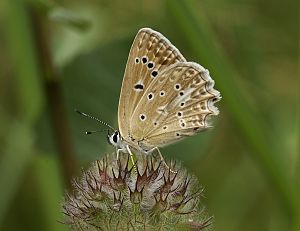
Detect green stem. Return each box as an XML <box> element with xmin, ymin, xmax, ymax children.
<box><xmin>29</xmin><ymin>5</ymin><xmax>78</xmax><ymax>186</ymax></box>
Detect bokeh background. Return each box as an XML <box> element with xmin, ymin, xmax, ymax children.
<box><xmin>0</xmin><ymin>0</ymin><xmax>298</xmax><ymax>230</ymax></box>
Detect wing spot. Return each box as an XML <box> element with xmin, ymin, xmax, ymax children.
<box><xmin>134</xmin><ymin>83</ymin><xmax>144</xmax><ymax>91</ymax></box>
<box><xmin>181</xmin><ymin>123</ymin><xmax>186</xmax><ymax>128</ymax></box>
<box><xmin>147</xmin><ymin>93</ymin><xmax>154</xmax><ymax>101</ymax></box>
<box><xmin>154</xmin><ymin>121</ymin><xmax>159</xmax><ymax>126</ymax></box>
<box><xmin>139</xmin><ymin>114</ymin><xmax>146</xmax><ymax>121</ymax></box>
<box><xmin>163</xmin><ymin>126</ymin><xmax>168</xmax><ymax>130</ymax></box>
<box><xmin>151</xmin><ymin>70</ymin><xmax>158</xmax><ymax>78</ymax></box>
<box><xmin>180</xmin><ymin>102</ymin><xmax>185</xmax><ymax>107</ymax></box>
<box><xmin>179</xmin><ymin>91</ymin><xmax>184</xmax><ymax>96</ymax></box>
<box><xmin>142</xmin><ymin>56</ymin><xmax>148</xmax><ymax>64</ymax></box>
<box><xmin>176</xmin><ymin>133</ymin><xmax>180</xmax><ymax>137</ymax></box>
<box><xmin>147</xmin><ymin>62</ymin><xmax>154</xmax><ymax>69</ymax></box>
<box><xmin>174</xmin><ymin>83</ymin><xmax>181</xmax><ymax>91</ymax></box>
<box><xmin>135</xmin><ymin>57</ymin><xmax>140</xmax><ymax>64</ymax></box>
<box><xmin>177</xmin><ymin>111</ymin><xmax>183</xmax><ymax>118</ymax></box>
<box><xmin>160</xmin><ymin>91</ymin><xmax>165</xmax><ymax>97</ymax></box>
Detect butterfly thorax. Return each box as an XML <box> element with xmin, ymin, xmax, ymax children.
<box><xmin>107</xmin><ymin>130</ymin><xmax>151</xmax><ymax>154</ymax></box>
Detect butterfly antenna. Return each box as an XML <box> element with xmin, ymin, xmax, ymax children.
<box><xmin>75</xmin><ymin>109</ymin><xmax>116</xmax><ymax>131</ymax></box>
<box><xmin>85</xmin><ymin>129</ymin><xmax>109</xmax><ymax>135</ymax></box>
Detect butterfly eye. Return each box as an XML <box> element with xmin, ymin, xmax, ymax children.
<box><xmin>112</xmin><ymin>132</ymin><xmax>119</xmax><ymax>143</ymax></box>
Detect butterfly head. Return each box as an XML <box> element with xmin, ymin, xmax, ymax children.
<box><xmin>107</xmin><ymin>130</ymin><xmax>126</xmax><ymax>150</ymax></box>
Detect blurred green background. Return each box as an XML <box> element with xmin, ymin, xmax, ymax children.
<box><xmin>0</xmin><ymin>0</ymin><xmax>298</xmax><ymax>230</ymax></box>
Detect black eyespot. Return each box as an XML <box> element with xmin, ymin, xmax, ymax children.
<box><xmin>134</xmin><ymin>84</ymin><xmax>144</xmax><ymax>90</ymax></box>
<box><xmin>163</xmin><ymin>126</ymin><xmax>167</xmax><ymax>130</ymax></box>
<box><xmin>177</xmin><ymin>112</ymin><xmax>182</xmax><ymax>117</ymax></box>
<box><xmin>140</xmin><ymin>114</ymin><xmax>146</xmax><ymax>121</ymax></box>
<box><xmin>148</xmin><ymin>93</ymin><xmax>153</xmax><ymax>100</ymax></box>
<box><xmin>147</xmin><ymin>62</ymin><xmax>154</xmax><ymax>69</ymax></box>
<box><xmin>142</xmin><ymin>57</ymin><xmax>148</xmax><ymax>64</ymax></box>
<box><xmin>135</xmin><ymin>58</ymin><xmax>140</xmax><ymax>63</ymax></box>
<box><xmin>176</xmin><ymin>133</ymin><xmax>180</xmax><ymax>136</ymax></box>
<box><xmin>175</xmin><ymin>84</ymin><xmax>180</xmax><ymax>90</ymax></box>
<box><xmin>179</xmin><ymin>91</ymin><xmax>184</xmax><ymax>96</ymax></box>
<box><xmin>151</xmin><ymin>70</ymin><xmax>158</xmax><ymax>77</ymax></box>
<box><xmin>212</xmin><ymin>97</ymin><xmax>218</xmax><ymax>102</ymax></box>
<box><xmin>180</xmin><ymin>102</ymin><xmax>185</xmax><ymax>106</ymax></box>
<box><xmin>160</xmin><ymin>91</ymin><xmax>165</xmax><ymax>96</ymax></box>
<box><xmin>181</xmin><ymin>123</ymin><xmax>185</xmax><ymax>127</ymax></box>
<box><xmin>154</xmin><ymin>122</ymin><xmax>158</xmax><ymax>126</ymax></box>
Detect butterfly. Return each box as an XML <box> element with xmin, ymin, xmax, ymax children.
<box><xmin>104</xmin><ymin>28</ymin><xmax>221</xmax><ymax>166</ymax></box>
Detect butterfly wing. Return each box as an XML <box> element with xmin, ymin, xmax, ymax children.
<box><xmin>130</xmin><ymin>62</ymin><xmax>221</xmax><ymax>148</ymax></box>
<box><xmin>118</xmin><ymin>28</ymin><xmax>186</xmax><ymax>140</ymax></box>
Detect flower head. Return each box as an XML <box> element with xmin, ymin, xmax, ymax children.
<box><xmin>62</xmin><ymin>153</ymin><xmax>212</xmax><ymax>230</ymax></box>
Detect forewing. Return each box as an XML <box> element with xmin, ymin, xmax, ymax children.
<box><xmin>130</xmin><ymin>62</ymin><xmax>221</xmax><ymax>148</ymax></box>
<box><xmin>118</xmin><ymin>28</ymin><xmax>186</xmax><ymax>139</ymax></box>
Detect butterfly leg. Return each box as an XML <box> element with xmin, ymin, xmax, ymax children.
<box><xmin>126</xmin><ymin>145</ymin><xmax>137</xmax><ymax>170</ymax></box>
<box><xmin>148</xmin><ymin>147</ymin><xmax>177</xmax><ymax>173</ymax></box>
<box><xmin>116</xmin><ymin>149</ymin><xmax>121</xmax><ymax>160</ymax></box>
<box><xmin>116</xmin><ymin>147</ymin><xmax>136</xmax><ymax>171</ymax></box>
